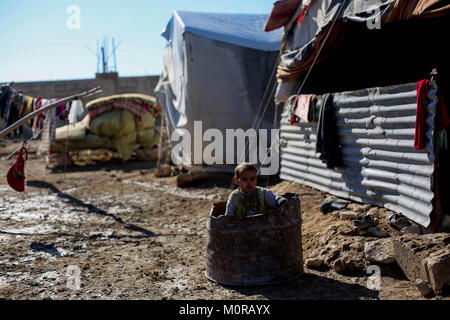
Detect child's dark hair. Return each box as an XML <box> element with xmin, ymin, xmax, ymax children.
<box><xmin>234</xmin><ymin>163</ymin><xmax>257</xmax><ymax>178</ymax></box>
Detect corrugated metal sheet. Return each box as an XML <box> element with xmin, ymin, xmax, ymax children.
<box><xmin>279</xmin><ymin>82</ymin><xmax>438</xmax><ymax>227</ymax></box>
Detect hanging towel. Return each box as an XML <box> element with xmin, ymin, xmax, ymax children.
<box><xmin>290</xmin><ymin>94</ymin><xmax>317</xmax><ymax>124</ymax></box>
<box><xmin>38</xmin><ymin>100</ymin><xmax>57</xmax><ymax>156</ymax></box>
<box><xmin>38</xmin><ymin>99</ymin><xmax>58</xmax><ymax>155</ymax></box>
<box><xmin>69</xmin><ymin>99</ymin><xmax>85</xmax><ymax>124</ymax></box>
<box><xmin>316</xmin><ymin>93</ymin><xmax>342</xmax><ymax>169</ymax></box>
<box><xmin>294</xmin><ymin>94</ymin><xmax>317</xmax><ymax>123</ymax></box>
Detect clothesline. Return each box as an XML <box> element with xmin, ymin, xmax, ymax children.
<box><xmin>0</xmin><ymin>87</ymin><xmax>101</xmax><ymax>139</ymax></box>
<box><xmin>4</xmin><ymin>105</ymin><xmax>69</xmax><ymax>160</ymax></box>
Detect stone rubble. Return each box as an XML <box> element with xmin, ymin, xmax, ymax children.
<box><xmin>393</xmin><ymin>233</ymin><xmax>450</xmax><ymax>296</ymax></box>
<box><xmin>364</xmin><ymin>238</ymin><xmax>396</xmax><ymax>264</ymax></box>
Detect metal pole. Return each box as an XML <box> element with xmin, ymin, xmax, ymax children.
<box><xmin>112</xmin><ymin>38</ymin><xmax>117</xmax><ymax>72</ymax></box>
<box><xmin>102</xmin><ymin>46</ymin><xmax>106</xmax><ymax>73</ymax></box>
<box><xmin>0</xmin><ymin>87</ymin><xmax>102</xmax><ymax>138</ymax></box>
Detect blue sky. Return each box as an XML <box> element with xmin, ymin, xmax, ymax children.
<box><xmin>0</xmin><ymin>0</ymin><xmax>275</xmax><ymax>82</ymax></box>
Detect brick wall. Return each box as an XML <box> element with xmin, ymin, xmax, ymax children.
<box><xmin>11</xmin><ymin>74</ymin><xmax>161</xmax><ymax>103</ymax></box>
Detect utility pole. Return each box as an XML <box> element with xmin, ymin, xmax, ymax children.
<box><xmin>101</xmin><ymin>46</ymin><xmax>106</xmax><ymax>73</ymax></box>
<box><xmin>112</xmin><ymin>38</ymin><xmax>118</xmax><ymax>72</ymax></box>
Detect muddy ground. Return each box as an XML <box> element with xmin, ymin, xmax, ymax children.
<box><xmin>0</xmin><ymin>141</ymin><xmax>448</xmax><ymax>300</ymax></box>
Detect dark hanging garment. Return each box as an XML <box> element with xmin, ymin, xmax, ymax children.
<box><xmin>0</xmin><ymin>87</ymin><xmax>23</xmax><ymax>130</ymax></box>
<box><xmin>6</xmin><ymin>93</ymin><xmax>20</xmax><ymax>128</ymax></box>
<box><xmin>315</xmin><ymin>93</ymin><xmax>342</xmax><ymax>169</ymax></box>
<box><xmin>0</xmin><ymin>86</ymin><xmax>13</xmax><ymax>129</ymax></box>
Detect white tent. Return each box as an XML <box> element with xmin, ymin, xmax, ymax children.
<box><xmin>155</xmin><ymin>11</ymin><xmax>283</xmax><ymax>170</ymax></box>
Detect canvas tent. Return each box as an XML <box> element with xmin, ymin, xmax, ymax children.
<box><xmin>154</xmin><ymin>11</ymin><xmax>283</xmax><ymax>169</ymax></box>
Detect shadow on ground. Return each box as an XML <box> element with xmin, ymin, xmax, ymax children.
<box><xmin>49</xmin><ymin>159</ymin><xmax>157</xmax><ymax>174</ymax></box>
<box><xmin>26</xmin><ymin>180</ymin><xmax>179</xmax><ymax>239</ymax></box>
<box><xmin>217</xmin><ymin>272</ymin><xmax>379</xmax><ymax>300</ymax></box>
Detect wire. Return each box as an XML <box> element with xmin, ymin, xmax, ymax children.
<box><xmin>228</xmin><ymin>52</ymin><xmax>281</xmax><ymax>189</ymax></box>
<box><xmin>230</xmin><ymin>0</ymin><xmax>349</xmax><ymax>189</ymax></box>
<box><xmin>257</xmin><ymin>0</ymin><xmax>349</xmax><ymax>179</ymax></box>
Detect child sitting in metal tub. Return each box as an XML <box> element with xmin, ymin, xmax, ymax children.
<box><xmin>226</xmin><ymin>163</ymin><xmax>288</xmax><ymax>218</ymax></box>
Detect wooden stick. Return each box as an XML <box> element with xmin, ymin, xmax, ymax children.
<box><xmin>0</xmin><ymin>87</ymin><xmax>102</xmax><ymax>138</ymax></box>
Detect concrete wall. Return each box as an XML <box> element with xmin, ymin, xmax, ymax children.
<box><xmin>11</xmin><ymin>73</ymin><xmax>160</xmax><ymax>103</ymax></box>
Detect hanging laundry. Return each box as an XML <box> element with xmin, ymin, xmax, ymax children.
<box><xmin>7</xmin><ymin>146</ymin><xmax>28</xmax><ymax>192</ymax></box>
<box><xmin>0</xmin><ymin>85</ymin><xmax>18</xmax><ymax>130</ymax></box>
<box><xmin>415</xmin><ymin>79</ymin><xmax>429</xmax><ymax>150</ymax></box>
<box><xmin>38</xmin><ymin>99</ymin><xmax>58</xmax><ymax>156</ymax></box>
<box><xmin>32</xmin><ymin>97</ymin><xmax>44</xmax><ymax>138</ymax></box>
<box><xmin>415</xmin><ymin>80</ymin><xmax>450</xmax><ymax>150</ymax></box>
<box><xmin>437</xmin><ymin>130</ymin><xmax>448</xmax><ymax>150</ymax></box>
<box><xmin>290</xmin><ymin>94</ymin><xmax>318</xmax><ymax>124</ymax></box>
<box><xmin>55</xmin><ymin>100</ymin><xmax>67</xmax><ymax>121</ymax></box>
<box><xmin>286</xmin><ymin>95</ymin><xmax>296</xmax><ymax>124</ymax></box>
<box><xmin>5</xmin><ymin>93</ymin><xmax>19</xmax><ymax>130</ymax></box>
<box><xmin>436</xmin><ymin>89</ymin><xmax>450</xmax><ymax>151</ymax></box>
<box><xmin>68</xmin><ymin>99</ymin><xmax>84</xmax><ymax>124</ymax></box>
<box><xmin>315</xmin><ymin>93</ymin><xmax>342</xmax><ymax>169</ymax></box>
<box><xmin>19</xmin><ymin>95</ymin><xmax>35</xmax><ymax>126</ymax></box>
<box><xmin>0</xmin><ymin>85</ymin><xmax>12</xmax><ymax>129</ymax></box>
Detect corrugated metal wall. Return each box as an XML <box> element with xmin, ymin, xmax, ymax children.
<box><xmin>279</xmin><ymin>82</ymin><xmax>438</xmax><ymax>227</ymax></box>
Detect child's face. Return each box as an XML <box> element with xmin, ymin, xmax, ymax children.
<box><xmin>234</xmin><ymin>170</ymin><xmax>257</xmax><ymax>194</ymax></box>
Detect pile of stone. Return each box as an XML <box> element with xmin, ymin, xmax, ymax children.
<box><xmin>306</xmin><ymin>232</ymin><xmax>450</xmax><ymax>297</ymax></box>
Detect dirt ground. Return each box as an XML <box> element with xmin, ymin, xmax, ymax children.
<box><xmin>0</xmin><ymin>141</ymin><xmax>448</xmax><ymax>300</ymax></box>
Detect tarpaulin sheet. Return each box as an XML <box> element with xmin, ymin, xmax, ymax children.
<box><xmin>278</xmin><ymin>0</ymin><xmax>450</xmax><ymax>81</ymax></box>
<box><xmin>155</xmin><ymin>11</ymin><xmax>282</xmax><ymax>167</ymax></box>
<box><xmin>161</xmin><ymin>11</ymin><xmax>283</xmax><ymax>52</ymax></box>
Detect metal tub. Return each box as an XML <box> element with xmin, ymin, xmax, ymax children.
<box><xmin>206</xmin><ymin>193</ymin><xmax>303</xmax><ymax>286</ymax></box>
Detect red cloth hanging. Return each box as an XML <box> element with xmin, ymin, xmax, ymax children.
<box><xmin>7</xmin><ymin>146</ymin><xmax>28</xmax><ymax>192</ymax></box>
<box><xmin>415</xmin><ymin>79</ymin><xmax>429</xmax><ymax>150</ymax></box>
<box><xmin>415</xmin><ymin>79</ymin><xmax>450</xmax><ymax>150</ymax></box>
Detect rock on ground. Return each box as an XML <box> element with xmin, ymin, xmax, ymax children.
<box><xmin>414</xmin><ymin>279</ymin><xmax>434</xmax><ymax>297</ymax></box>
<box><xmin>394</xmin><ymin>233</ymin><xmax>450</xmax><ymax>296</ymax></box>
<box><xmin>364</xmin><ymin>238</ymin><xmax>395</xmax><ymax>265</ymax></box>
